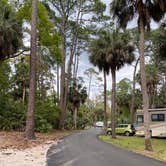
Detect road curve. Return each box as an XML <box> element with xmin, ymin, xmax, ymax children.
<box><xmin>46</xmin><ymin>128</ymin><xmax>165</xmax><ymax>166</ymax></box>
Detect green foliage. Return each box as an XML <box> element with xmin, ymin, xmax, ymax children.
<box><xmin>0</xmin><ymin>61</ymin><xmax>11</xmax><ymax>94</ymax></box>
<box><xmin>0</xmin><ymin>100</ymin><xmax>26</xmax><ymax>130</ymax></box>
<box><xmin>0</xmin><ymin>96</ymin><xmax>61</xmax><ymax>132</ymax></box>
<box><xmin>18</xmin><ymin>0</ymin><xmax>61</xmax><ymax>63</ymax></box>
<box><xmin>68</xmin><ymin>79</ymin><xmax>88</xmax><ymax>108</ymax></box>
<box><xmin>0</xmin><ymin>0</ymin><xmax>22</xmax><ymax>61</ymax></box>
<box><xmin>35</xmin><ymin>100</ymin><xmax>61</xmax><ymax>132</ymax></box>
<box><xmin>64</xmin><ymin>110</ymin><xmax>89</xmax><ymax>130</ymax></box>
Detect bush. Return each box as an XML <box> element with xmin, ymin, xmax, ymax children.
<box><xmin>64</xmin><ymin>112</ymin><xmax>74</xmax><ymax>129</ymax></box>
<box><xmin>0</xmin><ymin>98</ymin><xmax>61</xmax><ymax>133</ymax></box>
<box><xmin>35</xmin><ymin>100</ymin><xmax>61</xmax><ymax>132</ymax></box>
<box><xmin>36</xmin><ymin>119</ymin><xmax>53</xmax><ymax>133</ymax></box>
<box><xmin>0</xmin><ymin>99</ymin><xmax>26</xmax><ymax>131</ymax></box>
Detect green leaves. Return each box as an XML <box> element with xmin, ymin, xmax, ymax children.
<box><xmin>0</xmin><ymin>0</ymin><xmax>22</xmax><ymax>61</ymax></box>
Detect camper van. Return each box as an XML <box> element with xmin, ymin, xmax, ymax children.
<box><xmin>136</xmin><ymin>108</ymin><xmax>166</xmax><ymax>137</ymax></box>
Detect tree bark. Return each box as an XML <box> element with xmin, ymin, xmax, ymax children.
<box><xmin>22</xmin><ymin>81</ymin><xmax>26</xmax><ymax>104</ymax></box>
<box><xmin>59</xmin><ymin>31</ymin><xmax>66</xmax><ymax>129</ymax></box>
<box><xmin>73</xmin><ymin>107</ymin><xmax>77</xmax><ymax>129</ymax></box>
<box><xmin>130</xmin><ymin>58</ymin><xmax>139</xmax><ymax>125</ymax></box>
<box><xmin>111</xmin><ymin>69</ymin><xmax>116</xmax><ymax>138</ymax></box>
<box><xmin>25</xmin><ymin>0</ymin><xmax>37</xmax><ymax>140</ymax></box>
<box><xmin>57</xmin><ymin>64</ymin><xmax>60</xmax><ymax>105</ymax></box>
<box><xmin>88</xmin><ymin>75</ymin><xmax>92</xmax><ymax>99</ymax></box>
<box><xmin>139</xmin><ymin>17</ymin><xmax>153</xmax><ymax>151</ymax></box>
<box><xmin>40</xmin><ymin>62</ymin><xmax>45</xmax><ymax>101</ymax></box>
<box><xmin>103</xmin><ymin>71</ymin><xmax>107</xmax><ymax>135</ymax></box>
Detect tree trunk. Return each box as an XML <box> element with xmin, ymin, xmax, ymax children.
<box><xmin>22</xmin><ymin>81</ymin><xmax>26</xmax><ymax>104</ymax></box>
<box><xmin>40</xmin><ymin>62</ymin><xmax>45</xmax><ymax>101</ymax></box>
<box><xmin>57</xmin><ymin>64</ymin><xmax>60</xmax><ymax>105</ymax></box>
<box><xmin>103</xmin><ymin>71</ymin><xmax>107</xmax><ymax>135</ymax></box>
<box><xmin>130</xmin><ymin>58</ymin><xmax>139</xmax><ymax>125</ymax></box>
<box><xmin>59</xmin><ymin>32</ymin><xmax>66</xmax><ymax>129</ymax></box>
<box><xmin>88</xmin><ymin>75</ymin><xmax>92</xmax><ymax>99</ymax></box>
<box><xmin>25</xmin><ymin>0</ymin><xmax>37</xmax><ymax>140</ymax></box>
<box><xmin>73</xmin><ymin>107</ymin><xmax>77</xmax><ymax>129</ymax></box>
<box><xmin>139</xmin><ymin>17</ymin><xmax>153</xmax><ymax>151</ymax></box>
<box><xmin>62</xmin><ymin>35</ymin><xmax>77</xmax><ymax>128</ymax></box>
<box><xmin>111</xmin><ymin>69</ymin><xmax>116</xmax><ymax>138</ymax></box>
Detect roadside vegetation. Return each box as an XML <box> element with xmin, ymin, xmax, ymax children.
<box><xmin>99</xmin><ymin>135</ymin><xmax>166</xmax><ymax>162</ymax></box>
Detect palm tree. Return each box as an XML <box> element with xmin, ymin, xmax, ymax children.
<box><xmin>89</xmin><ymin>33</ymin><xmax>110</xmax><ymax>135</ymax></box>
<box><xmin>106</xmin><ymin>30</ymin><xmax>135</xmax><ymax>138</ymax></box>
<box><xmin>0</xmin><ymin>0</ymin><xmax>22</xmax><ymax>61</ymax></box>
<box><xmin>25</xmin><ymin>0</ymin><xmax>38</xmax><ymax>140</ymax></box>
<box><xmin>68</xmin><ymin>79</ymin><xmax>87</xmax><ymax>129</ymax></box>
<box><xmin>110</xmin><ymin>0</ymin><xmax>165</xmax><ymax>151</ymax></box>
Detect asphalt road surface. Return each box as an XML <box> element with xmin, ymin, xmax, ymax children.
<box><xmin>46</xmin><ymin>128</ymin><xmax>165</xmax><ymax>166</ymax></box>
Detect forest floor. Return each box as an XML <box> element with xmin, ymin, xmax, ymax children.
<box><xmin>0</xmin><ymin>130</ymin><xmax>73</xmax><ymax>166</ymax></box>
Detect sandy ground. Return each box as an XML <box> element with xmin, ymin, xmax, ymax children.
<box><xmin>0</xmin><ymin>131</ymin><xmax>70</xmax><ymax>166</ymax></box>
<box><xmin>0</xmin><ymin>140</ymin><xmax>56</xmax><ymax>166</ymax></box>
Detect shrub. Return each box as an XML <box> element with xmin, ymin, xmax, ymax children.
<box><xmin>35</xmin><ymin>100</ymin><xmax>61</xmax><ymax>132</ymax></box>
<box><xmin>0</xmin><ymin>99</ymin><xmax>26</xmax><ymax>131</ymax></box>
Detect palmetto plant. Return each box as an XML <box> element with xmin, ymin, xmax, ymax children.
<box><xmin>68</xmin><ymin>79</ymin><xmax>87</xmax><ymax>129</ymax></box>
<box><xmin>110</xmin><ymin>0</ymin><xmax>165</xmax><ymax>150</ymax></box>
<box><xmin>0</xmin><ymin>0</ymin><xmax>22</xmax><ymax>61</ymax></box>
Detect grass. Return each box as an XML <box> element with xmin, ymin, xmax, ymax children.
<box><xmin>99</xmin><ymin>135</ymin><xmax>166</xmax><ymax>162</ymax></box>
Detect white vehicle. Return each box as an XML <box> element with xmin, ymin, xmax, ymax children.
<box><xmin>136</xmin><ymin>108</ymin><xmax>166</xmax><ymax>137</ymax></box>
<box><xmin>95</xmin><ymin>121</ymin><xmax>104</xmax><ymax>127</ymax></box>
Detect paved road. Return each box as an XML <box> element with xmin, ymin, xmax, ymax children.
<box><xmin>46</xmin><ymin>128</ymin><xmax>165</xmax><ymax>166</ymax></box>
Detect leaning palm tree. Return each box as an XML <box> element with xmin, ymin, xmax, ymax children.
<box><xmin>110</xmin><ymin>0</ymin><xmax>165</xmax><ymax>151</ymax></box>
<box><xmin>89</xmin><ymin>33</ymin><xmax>110</xmax><ymax>135</ymax></box>
<box><xmin>106</xmin><ymin>30</ymin><xmax>135</xmax><ymax>138</ymax></box>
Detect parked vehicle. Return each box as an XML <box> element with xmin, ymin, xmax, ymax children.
<box><xmin>107</xmin><ymin>124</ymin><xmax>135</xmax><ymax>136</ymax></box>
<box><xmin>136</xmin><ymin>108</ymin><xmax>166</xmax><ymax>137</ymax></box>
<box><xmin>94</xmin><ymin>121</ymin><xmax>104</xmax><ymax>127</ymax></box>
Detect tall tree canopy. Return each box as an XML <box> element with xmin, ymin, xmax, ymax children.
<box><xmin>0</xmin><ymin>0</ymin><xmax>22</xmax><ymax>61</ymax></box>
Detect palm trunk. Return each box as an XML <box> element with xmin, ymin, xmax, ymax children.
<box><xmin>111</xmin><ymin>69</ymin><xmax>116</xmax><ymax>138</ymax></box>
<box><xmin>25</xmin><ymin>0</ymin><xmax>37</xmax><ymax>140</ymax></box>
<box><xmin>103</xmin><ymin>71</ymin><xmax>107</xmax><ymax>135</ymax></box>
<box><xmin>139</xmin><ymin>17</ymin><xmax>153</xmax><ymax>151</ymax></box>
<box><xmin>130</xmin><ymin>58</ymin><xmax>139</xmax><ymax>125</ymax></box>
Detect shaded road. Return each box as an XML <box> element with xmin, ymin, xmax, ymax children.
<box><xmin>47</xmin><ymin>128</ymin><xmax>165</xmax><ymax>166</ymax></box>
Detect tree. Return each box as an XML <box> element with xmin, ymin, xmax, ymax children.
<box><xmin>25</xmin><ymin>0</ymin><xmax>38</xmax><ymax>139</ymax></box>
<box><xmin>84</xmin><ymin>68</ymin><xmax>99</xmax><ymax>99</ymax></box>
<box><xmin>0</xmin><ymin>0</ymin><xmax>22</xmax><ymax>61</ymax></box>
<box><xmin>110</xmin><ymin>0</ymin><xmax>165</xmax><ymax>151</ymax></box>
<box><xmin>68</xmin><ymin>79</ymin><xmax>87</xmax><ymax>129</ymax></box>
<box><xmin>106</xmin><ymin>29</ymin><xmax>135</xmax><ymax>138</ymax></box>
<box><xmin>11</xmin><ymin>56</ymin><xmax>29</xmax><ymax>103</ymax></box>
<box><xmin>117</xmin><ymin>78</ymin><xmax>132</xmax><ymax>123</ymax></box>
<box><xmin>130</xmin><ymin>57</ymin><xmax>139</xmax><ymax>125</ymax></box>
<box><xmin>89</xmin><ymin>32</ymin><xmax>110</xmax><ymax>135</ymax></box>
<box><xmin>18</xmin><ymin>0</ymin><xmax>61</xmax><ymax>103</ymax></box>
<box><xmin>46</xmin><ymin>0</ymin><xmax>108</xmax><ymax>129</ymax></box>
